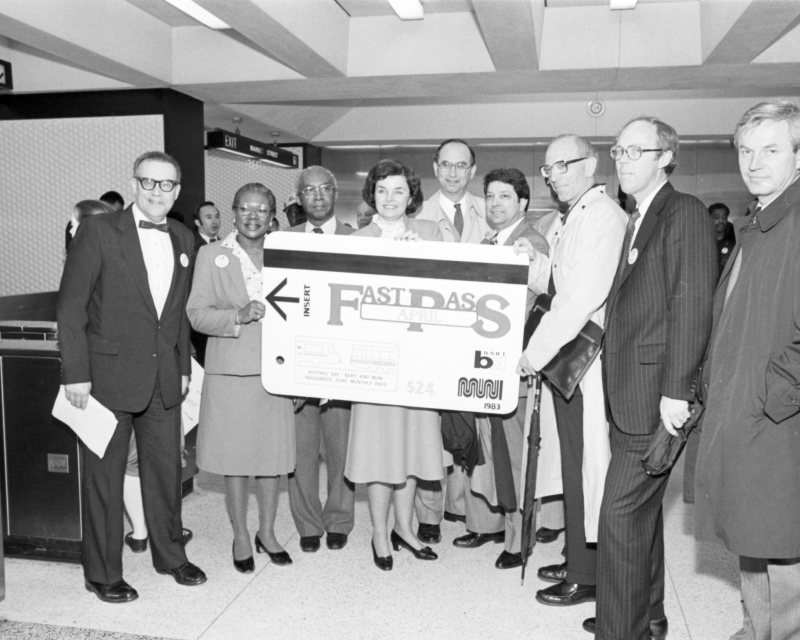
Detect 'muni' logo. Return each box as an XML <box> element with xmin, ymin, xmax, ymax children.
<box><xmin>457</xmin><ymin>377</ymin><xmax>504</xmax><ymax>400</ymax></box>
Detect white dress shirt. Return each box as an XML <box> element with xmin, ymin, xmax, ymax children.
<box><xmin>133</xmin><ymin>204</ymin><xmax>174</xmax><ymax>318</ymax></box>
<box><xmin>305</xmin><ymin>216</ymin><xmax>337</xmax><ymax>234</ymax></box>
<box><xmin>437</xmin><ymin>192</ymin><xmax>468</xmax><ymax>226</ymax></box>
<box><xmin>630</xmin><ymin>179</ymin><xmax>668</xmax><ymax>246</ymax></box>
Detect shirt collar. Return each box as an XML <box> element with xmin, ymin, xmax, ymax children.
<box><xmin>438</xmin><ymin>191</ymin><xmax>468</xmax><ymax>218</ymax></box>
<box><xmin>494</xmin><ymin>217</ymin><xmax>524</xmax><ymax>246</ymax></box>
<box><xmin>199</xmin><ymin>231</ymin><xmax>216</xmax><ymax>243</ymax></box>
<box><xmin>305</xmin><ymin>216</ymin><xmax>338</xmax><ymax>234</ymax></box>
<box><xmin>635</xmin><ymin>179</ymin><xmax>668</xmax><ymax>216</ymax></box>
<box><xmin>132</xmin><ymin>203</ymin><xmax>168</xmax><ymax>228</ymax></box>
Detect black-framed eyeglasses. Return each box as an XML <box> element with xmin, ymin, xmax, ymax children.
<box><xmin>540</xmin><ymin>157</ymin><xmax>587</xmax><ymax>177</ymax></box>
<box><xmin>437</xmin><ymin>161</ymin><xmax>472</xmax><ymax>175</ymax></box>
<box><xmin>134</xmin><ymin>176</ymin><xmax>179</xmax><ymax>192</ymax></box>
<box><xmin>236</xmin><ymin>203</ymin><xmax>272</xmax><ymax>219</ymax></box>
<box><xmin>299</xmin><ymin>184</ymin><xmax>335</xmax><ymax>199</ymax></box>
<box><xmin>610</xmin><ymin>146</ymin><xmax>662</xmax><ymax>161</ymax></box>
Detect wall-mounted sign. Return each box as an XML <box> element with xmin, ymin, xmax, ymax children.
<box><xmin>206</xmin><ymin>129</ymin><xmax>298</xmax><ymax>169</ymax></box>
<box><xmin>0</xmin><ymin>59</ymin><xmax>12</xmax><ymax>91</ymax></box>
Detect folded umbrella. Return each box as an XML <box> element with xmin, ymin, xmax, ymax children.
<box><xmin>519</xmin><ymin>373</ymin><xmax>543</xmax><ymax>585</ymax></box>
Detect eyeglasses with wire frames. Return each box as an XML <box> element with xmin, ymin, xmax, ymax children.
<box><xmin>299</xmin><ymin>184</ymin><xmax>335</xmax><ymax>199</ymax></box>
<box><xmin>540</xmin><ymin>157</ymin><xmax>587</xmax><ymax>178</ymax></box>
<box><xmin>610</xmin><ymin>146</ymin><xmax>662</xmax><ymax>161</ymax></box>
<box><xmin>134</xmin><ymin>176</ymin><xmax>179</xmax><ymax>192</ymax></box>
<box><xmin>235</xmin><ymin>203</ymin><xmax>272</xmax><ymax>219</ymax></box>
<box><xmin>436</xmin><ymin>160</ymin><xmax>472</xmax><ymax>175</ymax></box>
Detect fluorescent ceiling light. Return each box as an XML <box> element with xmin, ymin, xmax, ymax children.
<box><xmin>386</xmin><ymin>0</ymin><xmax>424</xmax><ymax>20</ymax></box>
<box><xmin>609</xmin><ymin>0</ymin><xmax>638</xmax><ymax>9</ymax></box>
<box><xmin>163</xmin><ymin>0</ymin><xmax>230</xmax><ymax>29</ymax></box>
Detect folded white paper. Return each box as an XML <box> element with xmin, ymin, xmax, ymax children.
<box><xmin>181</xmin><ymin>357</ymin><xmax>204</xmax><ymax>434</ymax></box>
<box><xmin>52</xmin><ymin>387</ymin><xmax>117</xmax><ymax>458</ymax></box>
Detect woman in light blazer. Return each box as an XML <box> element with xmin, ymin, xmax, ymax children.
<box><xmin>346</xmin><ymin>160</ymin><xmax>449</xmax><ymax>571</ymax></box>
<box><xmin>187</xmin><ymin>183</ymin><xmax>295</xmax><ymax>573</ymax></box>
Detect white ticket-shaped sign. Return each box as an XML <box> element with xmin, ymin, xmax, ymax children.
<box><xmin>261</xmin><ymin>232</ymin><xmax>529</xmax><ymax>414</ymax></box>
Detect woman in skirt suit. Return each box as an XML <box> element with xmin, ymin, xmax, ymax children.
<box><xmin>187</xmin><ymin>183</ymin><xmax>295</xmax><ymax>573</ymax></box>
<box><xmin>346</xmin><ymin>160</ymin><xmax>450</xmax><ymax>571</ymax></box>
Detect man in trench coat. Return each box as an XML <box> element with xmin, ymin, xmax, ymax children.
<box><xmin>695</xmin><ymin>99</ymin><xmax>800</xmax><ymax>640</ymax></box>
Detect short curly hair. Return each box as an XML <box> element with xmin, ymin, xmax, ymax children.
<box><xmin>362</xmin><ymin>159</ymin><xmax>424</xmax><ymax>215</ymax></box>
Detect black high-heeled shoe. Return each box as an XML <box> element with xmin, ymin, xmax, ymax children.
<box><xmin>372</xmin><ymin>540</ymin><xmax>393</xmax><ymax>571</ymax></box>
<box><xmin>255</xmin><ymin>533</ymin><xmax>292</xmax><ymax>566</ymax></box>
<box><xmin>232</xmin><ymin>542</ymin><xmax>255</xmax><ymax>574</ymax></box>
<box><xmin>391</xmin><ymin>530</ymin><xmax>438</xmax><ymax>560</ymax></box>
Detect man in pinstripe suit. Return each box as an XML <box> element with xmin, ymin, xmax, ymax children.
<box><xmin>583</xmin><ymin>117</ymin><xmax>717</xmax><ymax>639</ymax></box>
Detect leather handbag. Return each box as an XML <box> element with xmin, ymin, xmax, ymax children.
<box><xmin>522</xmin><ymin>291</ymin><xmax>603</xmax><ymax>400</ymax></box>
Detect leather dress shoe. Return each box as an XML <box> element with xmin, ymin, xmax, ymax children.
<box><xmin>124</xmin><ymin>532</ymin><xmax>147</xmax><ymax>554</ymax></box>
<box><xmin>300</xmin><ymin>536</ymin><xmax>321</xmax><ymax>553</ymax></box>
<box><xmin>156</xmin><ymin>561</ymin><xmax>207</xmax><ymax>586</ymax></box>
<box><xmin>537</xmin><ymin>561</ymin><xmax>568</xmax><ymax>583</ymax></box>
<box><xmin>390</xmin><ymin>530</ymin><xmax>437</xmax><ymax>560</ymax></box>
<box><xmin>453</xmin><ymin>531</ymin><xmax>505</xmax><ymax>548</ymax></box>
<box><xmin>84</xmin><ymin>579</ymin><xmax>138</xmax><ymax>603</ymax></box>
<box><xmin>417</xmin><ymin>523</ymin><xmax>442</xmax><ymax>544</ymax></box>
<box><xmin>124</xmin><ymin>528</ymin><xmax>192</xmax><ymax>554</ymax></box>
<box><xmin>443</xmin><ymin>511</ymin><xmax>466</xmax><ymax>524</ymax></box>
<box><xmin>371</xmin><ymin>541</ymin><xmax>393</xmax><ymax>572</ymax></box>
<box><xmin>535</xmin><ymin>581</ymin><xmax>596</xmax><ymax>606</ymax></box>
<box><xmin>495</xmin><ymin>548</ymin><xmax>533</xmax><ymax>570</ymax></box>
<box><xmin>536</xmin><ymin>526</ymin><xmax>564</xmax><ymax>544</ymax></box>
<box><xmin>255</xmin><ymin>533</ymin><xmax>292</xmax><ymax>566</ymax></box>
<box><xmin>326</xmin><ymin>533</ymin><xmax>348</xmax><ymax>550</ymax></box>
<box><xmin>232</xmin><ymin>543</ymin><xmax>255</xmax><ymax>574</ymax></box>
<box><xmin>582</xmin><ymin>616</ymin><xmax>668</xmax><ymax>639</ymax></box>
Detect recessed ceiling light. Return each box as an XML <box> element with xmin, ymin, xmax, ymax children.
<box><xmin>386</xmin><ymin>0</ymin><xmax>424</xmax><ymax>20</ymax></box>
<box><xmin>163</xmin><ymin>0</ymin><xmax>230</xmax><ymax>29</ymax></box>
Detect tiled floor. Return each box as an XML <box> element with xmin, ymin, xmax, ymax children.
<box><xmin>1</xmin><ymin>461</ymin><xmax>742</xmax><ymax>640</ymax></box>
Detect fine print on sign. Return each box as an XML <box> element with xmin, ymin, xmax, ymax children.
<box><xmin>261</xmin><ymin>233</ymin><xmax>530</xmax><ymax>414</ymax></box>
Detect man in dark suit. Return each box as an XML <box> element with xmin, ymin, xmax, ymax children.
<box><xmin>57</xmin><ymin>151</ymin><xmax>207</xmax><ymax>603</ymax></box>
<box><xmin>471</xmin><ymin>168</ymin><xmax>548</xmax><ymax>570</ymax></box>
<box><xmin>192</xmin><ymin>201</ymin><xmax>221</xmax><ymax>255</ymax></box>
<box><xmin>584</xmin><ymin>118</ymin><xmax>717</xmax><ymax>639</ymax></box>
<box><xmin>285</xmin><ymin>165</ymin><xmax>356</xmax><ymax>554</ymax></box>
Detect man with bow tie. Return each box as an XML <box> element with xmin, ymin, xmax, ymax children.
<box><xmin>58</xmin><ymin>151</ymin><xmax>206</xmax><ymax>604</ymax></box>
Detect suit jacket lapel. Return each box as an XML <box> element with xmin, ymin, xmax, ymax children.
<box><xmin>614</xmin><ymin>182</ymin><xmax>673</xmax><ymax>295</ymax></box>
<box><xmin>225</xmin><ymin>249</ymin><xmax>251</xmax><ymax>305</ymax></box>
<box><xmin>161</xmin><ymin>227</ymin><xmax>182</xmax><ymax>317</ymax></box>
<box><xmin>503</xmin><ymin>219</ymin><xmax>529</xmax><ymax>246</ymax></box>
<box><xmin>117</xmin><ymin>209</ymin><xmax>158</xmax><ymax>319</ymax></box>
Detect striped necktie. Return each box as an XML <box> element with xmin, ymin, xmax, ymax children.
<box><xmin>621</xmin><ymin>207</ymin><xmax>640</xmax><ymax>263</ymax></box>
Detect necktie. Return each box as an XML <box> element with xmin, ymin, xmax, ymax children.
<box><xmin>138</xmin><ymin>220</ymin><xmax>168</xmax><ymax>233</ymax></box>
<box><xmin>621</xmin><ymin>207</ymin><xmax>640</xmax><ymax>264</ymax></box>
<box><xmin>453</xmin><ymin>203</ymin><xmax>464</xmax><ymax>236</ymax></box>
<box><xmin>312</xmin><ymin>228</ymin><xmax>323</xmax><ymax>234</ymax></box>
<box><xmin>489</xmin><ymin>232</ymin><xmax>498</xmax><ymax>245</ymax></box>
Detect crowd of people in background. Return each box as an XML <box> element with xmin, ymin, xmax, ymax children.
<box><xmin>59</xmin><ymin>98</ymin><xmax>800</xmax><ymax>640</ymax></box>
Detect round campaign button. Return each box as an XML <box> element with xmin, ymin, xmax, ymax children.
<box><xmin>215</xmin><ymin>254</ymin><xmax>229</xmax><ymax>268</ymax></box>
<box><xmin>628</xmin><ymin>248</ymin><xmax>638</xmax><ymax>265</ymax></box>
<box><xmin>722</xmin><ymin>247</ymin><xmax>729</xmax><ymax>254</ymax></box>
<box><xmin>180</xmin><ymin>253</ymin><xmax>189</xmax><ymax>268</ymax></box>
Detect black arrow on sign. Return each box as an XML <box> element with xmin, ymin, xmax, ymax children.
<box><xmin>265</xmin><ymin>278</ymin><xmax>299</xmax><ymax>321</ymax></box>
